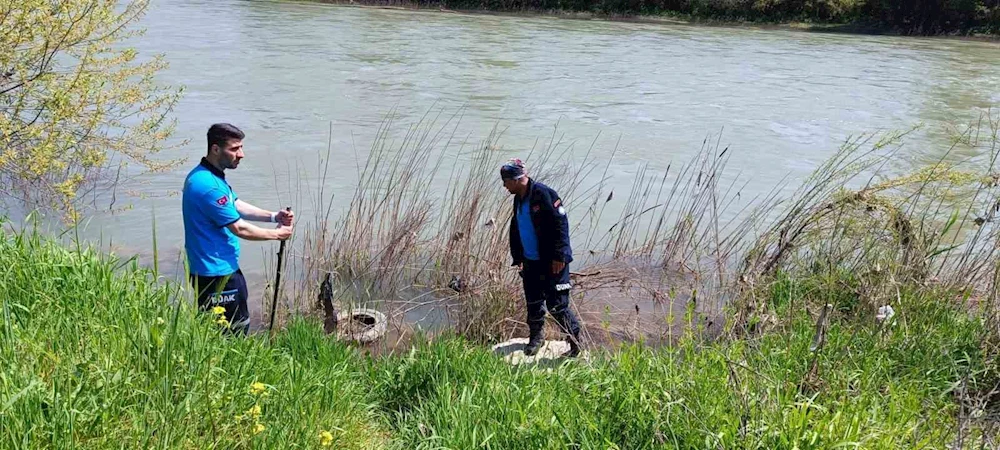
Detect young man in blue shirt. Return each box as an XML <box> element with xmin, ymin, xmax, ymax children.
<box><xmin>182</xmin><ymin>123</ymin><xmax>294</xmax><ymax>334</ymax></box>
<box><xmin>502</xmin><ymin>159</ymin><xmax>582</xmax><ymax>357</ymax></box>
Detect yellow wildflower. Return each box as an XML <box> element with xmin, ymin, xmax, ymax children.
<box><xmin>247</xmin><ymin>404</ymin><xmax>261</xmax><ymax>418</ymax></box>
<box><xmin>211</xmin><ymin>306</ymin><xmax>226</xmax><ymax>315</ymax></box>
<box><xmin>319</xmin><ymin>430</ymin><xmax>334</xmax><ymax>447</ymax></box>
<box><xmin>216</xmin><ymin>317</ymin><xmax>230</xmax><ymax>327</ymax></box>
<box><xmin>250</xmin><ymin>382</ymin><xmax>267</xmax><ymax>396</ymax></box>
<box><xmin>253</xmin><ymin>423</ymin><xmax>265</xmax><ymax>435</ymax></box>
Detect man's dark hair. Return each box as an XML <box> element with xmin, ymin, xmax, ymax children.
<box><xmin>207</xmin><ymin>123</ymin><xmax>245</xmax><ymax>154</ymax></box>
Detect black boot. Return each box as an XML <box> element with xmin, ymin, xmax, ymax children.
<box><xmin>552</xmin><ymin>309</ymin><xmax>582</xmax><ymax>358</ymax></box>
<box><xmin>565</xmin><ymin>331</ymin><xmax>581</xmax><ymax>358</ymax></box>
<box><xmin>523</xmin><ymin>326</ymin><xmax>545</xmax><ymax>356</ymax></box>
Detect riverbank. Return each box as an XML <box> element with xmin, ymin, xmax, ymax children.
<box><xmin>305</xmin><ymin>0</ymin><xmax>1000</xmax><ymax>37</ymax></box>
<box><xmin>2</xmin><ymin>216</ymin><xmax>996</xmax><ymax>447</ymax></box>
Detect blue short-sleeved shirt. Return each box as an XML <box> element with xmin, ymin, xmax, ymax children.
<box><xmin>182</xmin><ymin>158</ymin><xmax>241</xmax><ymax>276</ymax></box>
<box><xmin>516</xmin><ymin>199</ymin><xmax>540</xmax><ymax>261</ymax></box>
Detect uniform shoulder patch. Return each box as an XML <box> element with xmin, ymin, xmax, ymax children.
<box><xmin>553</xmin><ymin>199</ymin><xmax>561</xmax><ymax>208</ymax></box>
<box><xmin>216</xmin><ymin>195</ymin><xmax>229</xmax><ymax>206</ymax></box>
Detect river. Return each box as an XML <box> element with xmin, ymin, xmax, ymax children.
<box><xmin>69</xmin><ymin>0</ymin><xmax>1000</xmax><ymax>319</ymax></box>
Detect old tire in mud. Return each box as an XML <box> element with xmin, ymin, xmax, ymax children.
<box><xmin>336</xmin><ymin>308</ymin><xmax>387</xmax><ymax>344</ymax></box>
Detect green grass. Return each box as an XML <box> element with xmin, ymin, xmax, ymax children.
<box><xmin>0</xmin><ymin>228</ymin><xmax>386</xmax><ymax>449</ymax></box>
<box><xmin>0</xmin><ymin>226</ymin><xmax>990</xmax><ymax>448</ymax></box>
<box><xmin>374</xmin><ymin>293</ymin><xmax>982</xmax><ymax>449</ymax></box>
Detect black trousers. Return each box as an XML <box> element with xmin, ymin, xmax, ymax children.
<box><xmin>189</xmin><ymin>269</ymin><xmax>250</xmax><ymax>335</ymax></box>
<box><xmin>520</xmin><ymin>260</ymin><xmax>580</xmax><ymax>337</ymax></box>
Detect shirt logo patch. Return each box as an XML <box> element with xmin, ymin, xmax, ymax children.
<box><xmin>216</xmin><ymin>195</ymin><xmax>229</xmax><ymax>206</ymax></box>
<box><xmin>553</xmin><ymin>199</ymin><xmax>562</xmax><ymax>208</ymax></box>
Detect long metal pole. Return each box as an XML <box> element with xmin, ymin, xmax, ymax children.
<box><xmin>268</xmin><ymin>207</ymin><xmax>291</xmax><ymax>334</ymax></box>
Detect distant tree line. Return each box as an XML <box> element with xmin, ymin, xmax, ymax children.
<box><xmin>400</xmin><ymin>0</ymin><xmax>1000</xmax><ymax>35</ymax></box>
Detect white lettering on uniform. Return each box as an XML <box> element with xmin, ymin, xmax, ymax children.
<box><xmin>210</xmin><ymin>289</ymin><xmax>238</xmax><ymax>305</ymax></box>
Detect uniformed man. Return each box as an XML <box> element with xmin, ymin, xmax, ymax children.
<box><xmin>182</xmin><ymin>123</ymin><xmax>294</xmax><ymax>334</ymax></box>
<box><xmin>501</xmin><ymin>159</ymin><xmax>581</xmax><ymax>357</ymax></box>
